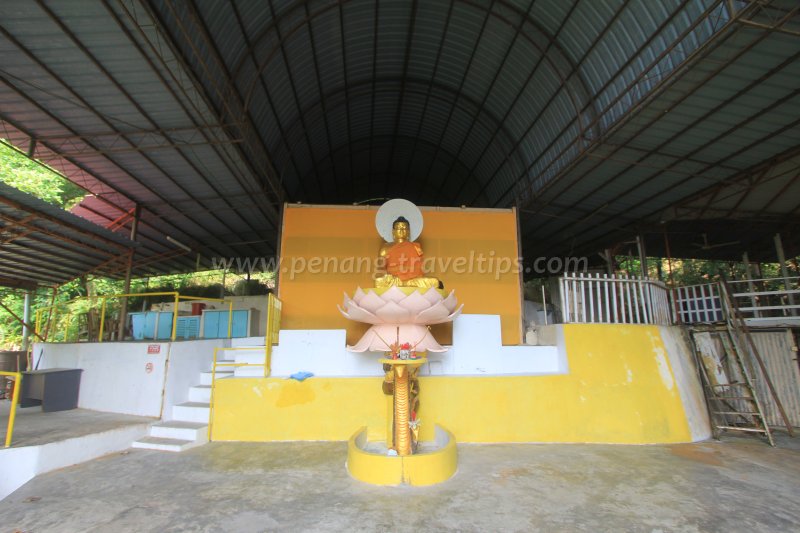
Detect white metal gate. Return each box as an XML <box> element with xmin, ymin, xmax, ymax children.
<box><xmin>558</xmin><ymin>273</ymin><xmax>673</xmax><ymax>325</ymax></box>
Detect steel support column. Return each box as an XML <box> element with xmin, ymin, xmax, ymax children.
<box><xmin>774</xmin><ymin>233</ymin><xmax>797</xmax><ymax>316</ymax></box>
<box><xmin>117</xmin><ymin>205</ymin><xmax>141</xmax><ymax>340</ymax></box>
<box><xmin>21</xmin><ymin>290</ymin><xmax>32</xmax><ymax>352</ymax></box>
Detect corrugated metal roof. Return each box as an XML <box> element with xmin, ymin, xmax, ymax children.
<box><xmin>0</xmin><ymin>181</ymin><xmax>134</xmax><ymax>286</ymax></box>
<box><xmin>1</xmin><ymin>0</ymin><xmax>799</xmax><ymax>281</ymax></box>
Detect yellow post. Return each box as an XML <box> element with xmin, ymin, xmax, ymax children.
<box><xmin>98</xmin><ymin>298</ymin><xmax>107</xmax><ymax>343</ymax></box>
<box><xmin>227</xmin><ymin>301</ymin><xmax>233</xmax><ymax>338</ymax></box>
<box><xmin>171</xmin><ymin>293</ymin><xmax>179</xmax><ymax>341</ymax></box>
<box><xmin>264</xmin><ymin>293</ymin><xmax>272</xmax><ymax>377</ymax></box>
<box><xmin>208</xmin><ymin>347</ymin><xmax>220</xmax><ymax>442</ymax></box>
<box><xmin>50</xmin><ymin>306</ymin><xmax>59</xmax><ymax>342</ymax></box>
<box><xmin>3</xmin><ymin>372</ymin><xmax>22</xmax><ymax>448</ymax></box>
<box><xmin>62</xmin><ymin>312</ymin><xmax>71</xmax><ymax>342</ymax></box>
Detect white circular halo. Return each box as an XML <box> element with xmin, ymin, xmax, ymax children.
<box><xmin>375</xmin><ymin>199</ymin><xmax>423</xmax><ymax>243</ymax></box>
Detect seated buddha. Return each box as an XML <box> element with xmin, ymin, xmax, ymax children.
<box><xmin>375</xmin><ymin>217</ymin><xmax>442</xmax><ymax>289</ymax></box>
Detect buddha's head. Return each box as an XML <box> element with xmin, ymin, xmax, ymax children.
<box><xmin>392</xmin><ymin>217</ymin><xmax>410</xmax><ymax>243</ymax></box>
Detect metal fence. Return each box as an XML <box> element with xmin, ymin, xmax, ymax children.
<box><xmin>558</xmin><ymin>273</ymin><xmax>673</xmax><ymax>325</ymax></box>
<box><xmin>727</xmin><ymin>277</ymin><xmax>799</xmax><ymax>326</ymax></box>
<box><xmin>673</xmin><ymin>283</ymin><xmax>724</xmax><ymax>324</ymax></box>
<box><xmin>673</xmin><ymin>277</ymin><xmax>800</xmax><ymax>327</ymax></box>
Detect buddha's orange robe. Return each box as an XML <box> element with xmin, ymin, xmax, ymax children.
<box><xmin>385</xmin><ymin>241</ymin><xmax>424</xmax><ymax>281</ymax></box>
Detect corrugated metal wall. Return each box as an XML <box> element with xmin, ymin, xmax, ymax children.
<box><xmin>749</xmin><ymin>330</ymin><xmax>800</xmax><ymax>429</ymax></box>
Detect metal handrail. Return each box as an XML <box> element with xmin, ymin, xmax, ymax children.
<box><xmin>558</xmin><ymin>272</ymin><xmax>672</xmax><ymax>325</ymax></box>
<box><xmin>674</xmin><ymin>276</ymin><xmax>800</xmax><ymax>324</ymax></box>
<box><xmin>1</xmin><ymin>371</ymin><xmax>22</xmax><ymax>447</ymax></box>
<box><xmin>98</xmin><ymin>292</ymin><xmax>232</xmax><ymax>343</ymax></box>
<box><xmin>265</xmin><ymin>293</ymin><xmax>282</xmax><ymax>376</ymax></box>
<box><xmin>33</xmin><ymin>291</ymin><xmax>235</xmax><ymax>343</ymax></box>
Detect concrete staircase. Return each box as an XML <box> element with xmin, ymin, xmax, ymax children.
<box><xmin>132</xmin><ymin>357</ymin><xmax>236</xmax><ymax>452</ymax></box>
<box><xmin>231</xmin><ymin>337</ymin><xmax>269</xmax><ymax>377</ymax></box>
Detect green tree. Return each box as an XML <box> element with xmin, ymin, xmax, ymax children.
<box><xmin>0</xmin><ymin>140</ymin><xmax>86</xmax><ymax>209</ymax></box>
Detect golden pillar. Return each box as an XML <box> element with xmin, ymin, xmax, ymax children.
<box><xmin>381</xmin><ymin>358</ymin><xmax>426</xmax><ymax>456</ymax></box>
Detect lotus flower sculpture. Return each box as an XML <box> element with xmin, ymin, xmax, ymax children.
<box><xmin>339</xmin><ymin>286</ymin><xmax>462</xmax><ymax>352</ymax></box>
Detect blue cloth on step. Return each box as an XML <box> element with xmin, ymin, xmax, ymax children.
<box><xmin>289</xmin><ymin>371</ymin><xmax>314</xmax><ymax>381</ymax></box>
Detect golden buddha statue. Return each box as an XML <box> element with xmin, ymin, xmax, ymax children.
<box><xmin>375</xmin><ymin>216</ymin><xmax>442</xmax><ymax>289</ymax></box>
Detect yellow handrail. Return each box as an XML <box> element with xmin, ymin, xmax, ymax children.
<box><xmin>94</xmin><ymin>292</ymin><xmax>228</xmax><ymax>342</ymax></box>
<box><xmin>264</xmin><ymin>293</ymin><xmax>282</xmax><ymax>377</ymax></box>
<box><xmin>171</xmin><ymin>293</ymin><xmax>179</xmax><ymax>342</ymax></box>
<box><xmin>34</xmin><ymin>295</ymin><xmax>95</xmax><ymax>341</ymax></box>
<box><xmin>207</xmin><ymin>294</ymin><xmax>282</xmax><ymax>441</ymax></box>
<box><xmin>98</xmin><ymin>298</ymin><xmax>107</xmax><ymax>341</ymax></box>
<box><xmin>32</xmin><ymin>291</ymin><xmax>241</xmax><ymax>344</ymax></box>
<box><xmin>1</xmin><ymin>371</ymin><xmax>22</xmax><ymax>447</ymax></box>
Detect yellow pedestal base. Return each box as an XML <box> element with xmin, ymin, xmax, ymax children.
<box><xmin>347</xmin><ymin>425</ymin><xmax>458</xmax><ymax>486</ymax></box>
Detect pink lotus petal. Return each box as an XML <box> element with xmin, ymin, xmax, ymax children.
<box><xmin>443</xmin><ymin>290</ymin><xmax>458</xmax><ymax>312</ymax></box>
<box><xmin>398</xmin><ymin>324</ymin><xmax>431</xmax><ymax>345</ymax></box>
<box><xmin>371</xmin><ymin>323</ymin><xmax>402</xmax><ymax>347</ymax></box>
<box><xmin>356</xmin><ymin>290</ymin><xmax>387</xmax><ymax>313</ymax></box>
<box><xmin>347</xmin><ymin>325</ymin><xmax>399</xmax><ymax>352</ymax></box>
<box><xmin>398</xmin><ymin>290</ymin><xmax>434</xmax><ymax>315</ymax></box>
<box><xmin>422</xmin><ymin>287</ymin><xmax>444</xmax><ymax>304</ymax></box>
<box><xmin>347</xmin><ymin>328</ymin><xmax>380</xmax><ymax>352</ymax></box>
<box><xmin>374</xmin><ymin>301</ymin><xmax>413</xmax><ymax>323</ymax></box>
<box><xmin>414</xmin><ymin>301</ymin><xmax>450</xmax><ymax>324</ymax></box>
<box><xmin>413</xmin><ymin>336</ymin><xmax>447</xmax><ymax>352</ymax></box>
<box><xmin>342</xmin><ymin>288</ymin><xmax>460</xmax><ymax>326</ymax></box>
<box><xmin>351</xmin><ymin>287</ymin><xmax>367</xmax><ymax>305</ymax></box>
<box><xmin>346</xmin><ymin>324</ymin><xmax>450</xmax><ymax>353</ymax></box>
<box><xmin>447</xmin><ymin>304</ymin><xmax>464</xmax><ymax>321</ymax></box>
<box><xmin>338</xmin><ymin>304</ymin><xmax>382</xmax><ymax>325</ymax></box>
<box><xmin>379</xmin><ymin>286</ymin><xmax>408</xmax><ymax>303</ymax></box>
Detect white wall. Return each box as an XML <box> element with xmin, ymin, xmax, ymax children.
<box><xmin>30</xmin><ymin>338</ymin><xmax>225</xmax><ymax>418</ymax></box>
<box><xmin>33</xmin><ymin>342</ymin><xmax>168</xmax><ymax>417</ymax></box>
<box><xmin>432</xmin><ymin>315</ymin><xmax>566</xmax><ymax>376</ymax></box>
<box><xmin>236</xmin><ymin>315</ymin><xmax>566</xmax><ymax>378</ymax></box>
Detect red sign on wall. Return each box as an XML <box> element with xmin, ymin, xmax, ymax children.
<box><xmin>147</xmin><ymin>344</ymin><xmax>161</xmax><ymax>355</ymax></box>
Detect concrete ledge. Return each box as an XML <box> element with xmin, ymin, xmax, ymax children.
<box><xmin>0</xmin><ymin>422</ymin><xmax>150</xmax><ymax>500</ymax></box>
<box><xmin>346</xmin><ymin>425</ymin><xmax>457</xmax><ymax>486</ymax></box>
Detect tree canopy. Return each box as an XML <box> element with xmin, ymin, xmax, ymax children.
<box><xmin>0</xmin><ymin>140</ymin><xmax>86</xmax><ymax>209</ymax></box>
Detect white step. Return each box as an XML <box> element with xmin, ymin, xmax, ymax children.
<box><xmin>151</xmin><ymin>421</ymin><xmax>208</xmax><ymax>442</ymax></box>
<box><xmin>200</xmin><ymin>370</ymin><xmax>233</xmax><ymax>385</ymax></box>
<box><xmin>231</xmin><ymin>336</ymin><xmax>269</xmax><ymax>347</ymax></box>
<box><xmin>172</xmin><ymin>401</ymin><xmax>210</xmax><ymax>423</ymax></box>
<box><xmin>234</xmin><ymin>366</ymin><xmax>266</xmax><ymax>378</ymax></box>
<box><xmin>234</xmin><ymin>351</ymin><xmax>267</xmax><ymax>364</ymax></box>
<box><xmin>188</xmin><ymin>384</ymin><xmax>212</xmax><ymax>403</ymax></box>
<box><xmin>132</xmin><ymin>436</ymin><xmax>199</xmax><ymax>452</ymax></box>
<box><xmin>212</xmin><ymin>359</ymin><xmax>238</xmax><ymax>371</ymax></box>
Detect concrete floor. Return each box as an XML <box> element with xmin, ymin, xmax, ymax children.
<box><xmin>1</xmin><ymin>433</ymin><xmax>798</xmax><ymax>532</ymax></box>
<box><xmin>0</xmin><ymin>402</ymin><xmax>153</xmax><ymax>447</ymax></box>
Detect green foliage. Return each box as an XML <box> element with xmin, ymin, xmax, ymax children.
<box><xmin>232</xmin><ymin>279</ymin><xmax>269</xmax><ymax>296</ymax></box>
<box><xmin>0</xmin><ymin>139</ymin><xmax>283</xmax><ymax>347</ymax></box>
<box><xmin>615</xmin><ymin>256</ymin><xmax>796</xmax><ymax>287</ymax></box>
<box><xmin>0</xmin><ymin>140</ymin><xmax>86</xmax><ymax>209</ymax></box>
<box><xmin>0</xmin><ymin>267</ymin><xmax>279</xmax><ymax>348</ymax></box>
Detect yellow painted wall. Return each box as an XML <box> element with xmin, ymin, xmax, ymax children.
<box><xmin>278</xmin><ymin>204</ymin><xmax>522</xmax><ymax>345</ymax></box>
<box><xmin>212</xmin><ymin>324</ymin><xmax>694</xmax><ymax>444</ymax></box>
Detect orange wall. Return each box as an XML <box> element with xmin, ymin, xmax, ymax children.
<box><xmin>278</xmin><ymin>204</ymin><xmax>522</xmax><ymax>345</ymax></box>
